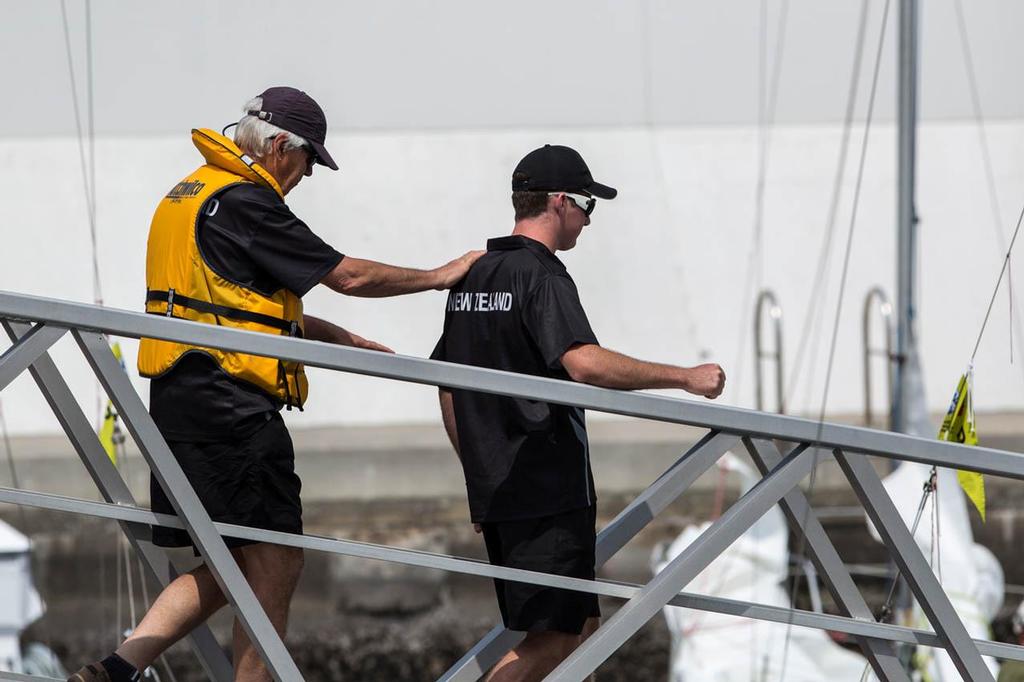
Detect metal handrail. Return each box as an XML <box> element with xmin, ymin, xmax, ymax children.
<box><xmin>863</xmin><ymin>286</ymin><xmax>895</xmax><ymax>428</ymax></box>
<box><xmin>754</xmin><ymin>289</ymin><xmax>785</xmax><ymax>414</ymax></box>
<box><xmin>2</xmin><ymin>482</ymin><xmax>1023</xmax><ymax>664</ymax></box>
<box><xmin>0</xmin><ymin>291</ymin><xmax>1021</xmax><ymax>475</ymax></box>
<box><xmin>1</xmin><ymin>290</ymin><xmax>1018</xmax><ymax>682</ymax></box>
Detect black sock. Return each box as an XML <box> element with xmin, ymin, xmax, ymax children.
<box><xmin>100</xmin><ymin>653</ymin><xmax>140</xmax><ymax>682</ymax></box>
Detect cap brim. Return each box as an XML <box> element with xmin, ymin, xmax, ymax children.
<box><xmin>587</xmin><ymin>181</ymin><xmax>617</xmax><ymax>200</ymax></box>
<box><xmin>310</xmin><ymin>140</ymin><xmax>339</xmax><ymax>171</ymax></box>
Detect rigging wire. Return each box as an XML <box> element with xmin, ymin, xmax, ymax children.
<box><xmin>775</xmin><ymin>1</ymin><xmax>892</xmax><ymax>679</ymax></box>
<box><xmin>854</xmin><ymin>5</ymin><xmax>1024</xmax><ymax>677</ymax></box>
<box><xmin>740</xmin><ymin>5</ymin><xmax>790</xmax><ymax>677</ymax></box>
<box><xmin>783</xmin><ymin>0</ymin><xmax>872</xmax><ymax>410</ymax></box>
<box><xmin>969</xmin><ymin>203</ymin><xmax>1024</xmax><ymax>364</ymax></box>
<box><xmin>60</xmin><ymin>1</ymin><xmax>143</xmax><ymax>665</ymax></box>
<box><xmin>856</xmin><ymin>470</ymin><xmax>937</xmax><ymax>682</ymax></box>
<box><xmin>639</xmin><ymin>0</ymin><xmax>703</xmax><ymax>355</ymax></box>
<box><xmin>732</xmin><ymin>0</ymin><xmax>790</xmax><ymax>405</ymax></box>
<box><xmin>952</xmin><ymin>0</ymin><xmax>1024</xmax><ymax>372</ymax></box>
<box><xmin>859</xmin><ymin>7</ymin><xmax>1024</xmax><ymax>669</ymax></box>
<box><xmin>59</xmin><ymin>0</ymin><xmax>102</xmax><ymax>308</ymax></box>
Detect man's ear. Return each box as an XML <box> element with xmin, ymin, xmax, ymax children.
<box><xmin>272</xmin><ymin>133</ymin><xmax>288</xmax><ymax>157</ymax></box>
<box><xmin>548</xmin><ymin>193</ymin><xmax>563</xmax><ymax>214</ymax></box>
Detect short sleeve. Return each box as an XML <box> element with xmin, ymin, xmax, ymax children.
<box><xmin>521</xmin><ymin>276</ymin><xmax>598</xmax><ymax>369</ymax></box>
<box><xmin>245</xmin><ymin>197</ymin><xmax>343</xmax><ymax>297</ymax></box>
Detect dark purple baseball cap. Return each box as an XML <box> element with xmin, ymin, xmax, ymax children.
<box><xmin>247</xmin><ymin>86</ymin><xmax>339</xmax><ymax>171</ymax></box>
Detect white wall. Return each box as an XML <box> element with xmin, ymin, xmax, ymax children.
<box><xmin>3</xmin><ymin>1</ymin><xmax>1024</xmax><ymax>435</ymax></box>
<box><xmin>3</xmin><ymin>0</ymin><xmax>1024</xmax><ymax>136</ymax></box>
<box><xmin>2</xmin><ymin>119</ymin><xmax>1024</xmax><ymax>434</ymax></box>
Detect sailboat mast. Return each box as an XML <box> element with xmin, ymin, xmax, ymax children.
<box><xmin>893</xmin><ymin>0</ymin><xmax>919</xmax><ymax>433</ymax></box>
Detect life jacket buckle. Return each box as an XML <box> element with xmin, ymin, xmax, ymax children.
<box><xmin>166</xmin><ymin>288</ymin><xmax>176</xmax><ymax>317</ymax></box>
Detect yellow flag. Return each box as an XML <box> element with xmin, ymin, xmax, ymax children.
<box><xmin>937</xmin><ymin>371</ymin><xmax>985</xmax><ymax>521</ymax></box>
<box><xmin>97</xmin><ymin>342</ymin><xmax>124</xmax><ymax>465</ymax></box>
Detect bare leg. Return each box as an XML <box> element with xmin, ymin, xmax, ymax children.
<box><xmin>581</xmin><ymin>617</ymin><xmax>600</xmax><ymax>682</ymax></box>
<box><xmin>486</xmin><ymin>630</ymin><xmax>584</xmax><ymax>682</ymax></box>
<box><xmin>115</xmin><ymin>548</ymin><xmax>246</xmax><ymax>670</ymax></box>
<box><xmin>231</xmin><ymin>543</ymin><xmax>304</xmax><ymax>682</ymax></box>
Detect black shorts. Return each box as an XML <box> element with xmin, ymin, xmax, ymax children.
<box><xmin>481</xmin><ymin>505</ymin><xmax>600</xmax><ymax>635</ymax></box>
<box><xmin>150</xmin><ymin>412</ymin><xmax>302</xmax><ymax>551</ymax></box>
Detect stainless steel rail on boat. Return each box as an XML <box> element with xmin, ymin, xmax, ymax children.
<box><xmin>863</xmin><ymin>286</ymin><xmax>895</xmax><ymax>429</ymax></box>
<box><xmin>754</xmin><ymin>288</ymin><xmax>785</xmax><ymax>414</ymax></box>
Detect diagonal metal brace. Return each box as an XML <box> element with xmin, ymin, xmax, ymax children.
<box><xmin>2</xmin><ymin>321</ymin><xmax>232</xmax><ymax>682</ymax></box>
<box><xmin>833</xmin><ymin>448</ymin><xmax>994</xmax><ymax>681</ymax></box>
<box><xmin>546</xmin><ymin>444</ymin><xmax>816</xmax><ymax>681</ymax></box>
<box><xmin>74</xmin><ymin>330</ymin><xmax>302</xmax><ymax>682</ymax></box>
<box><xmin>0</xmin><ymin>323</ymin><xmax>66</xmax><ymax>392</ymax></box>
<box><xmin>438</xmin><ymin>430</ymin><xmax>740</xmax><ymax>681</ymax></box>
<box><xmin>744</xmin><ymin>437</ymin><xmax>909</xmax><ymax>682</ymax></box>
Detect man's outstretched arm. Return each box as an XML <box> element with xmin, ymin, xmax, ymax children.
<box><xmin>321</xmin><ymin>251</ymin><xmax>484</xmax><ymax>297</ymax></box>
<box><xmin>303</xmin><ymin>314</ymin><xmax>394</xmax><ymax>353</ymax></box>
<box><xmin>560</xmin><ymin>343</ymin><xmax>725</xmax><ymax>398</ymax></box>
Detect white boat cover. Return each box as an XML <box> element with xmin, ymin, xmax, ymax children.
<box><xmin>653</xmin><ymin>453</ymin><xmax>870</xmax><ymax>682</ymax></box>
<box><xmin>0</xmin><ymin>518</ymin><xmax>43</xmax><ymax>673</ymax></box>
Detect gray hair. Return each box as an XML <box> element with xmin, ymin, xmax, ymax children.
<box><xmin>233</xmin><ymin>97</ymin><xmax>308</xmax><ymax>159</ymax></box>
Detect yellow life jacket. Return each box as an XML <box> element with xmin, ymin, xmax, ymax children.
<box><xmin>137</xmin><ymin>128</ymin><xmax>308</xmax><ymax>409</ymax></box>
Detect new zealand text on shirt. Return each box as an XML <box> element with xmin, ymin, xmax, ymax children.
<box><xmin>446</xmin><ymin>291</ymin><xmax>513</xmax><ymax>312</ymax></box>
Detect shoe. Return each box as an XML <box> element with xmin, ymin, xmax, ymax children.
<box><xmin>67</xmin><ymin>663</ymin><xmax>111</xmax><ymax>682</ymax></box>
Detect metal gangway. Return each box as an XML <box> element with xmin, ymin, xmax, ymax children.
<box><xmin>1</xmin><ymin>290</ymin><xmax>1023</xmax><ymax>682</ymax></box>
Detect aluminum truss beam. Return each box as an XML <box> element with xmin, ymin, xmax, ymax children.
<box><xmin>1</xmin><ymin>293</ymin><xmax>1021</xmax><ymax>682</ymax></box>
<box><xmin>2</xmin><ymin>291</ymin><xmax>1024</xmax><ymax>479</ymax></box>
<box><xmin>1</xmin><ymin>321</ymin><xmax>233</xmax><ymax>682</ymax></box>
<box><xmin>0</xmin><ymin>323</ymin><xmax>65</xmax><ymax>392</ymax></box>
<box><xmin>547</xmin><ymin>446</ymin><xmax>817</xmax><ymax>680</ymax></box>
<box><xmin>834</xmin><ymin>448</ymin><xmax>994</xmax><ymax>681</ymax></box>
<box><xmin>0</xmin><ymin>672</ymin><xmax>63</xmax><ymax>682</ymax></box>
<box><xmin>744</xmin><ymin>438</ymin><xmax>909</xmax><ymax>682</ymax></box>
<box><xmin>73</xmin><ymin>330</ymin><xmax>302</xmax><ymax>682</ymax></box>
<box><xmin>5</xmin><ymin>483</ymin><xmax>1024</xmax><ymax>664</ymax></box>
<box><xmin>440</xmin><ymin>431</ymin><xmax>741</xmax><ymax>681</ymax></box>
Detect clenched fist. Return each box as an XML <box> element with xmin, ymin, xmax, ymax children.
<box><xmin>685</xmin><ymin>363</ymin><xmax>726</xmax><ymax>399</ymax></box>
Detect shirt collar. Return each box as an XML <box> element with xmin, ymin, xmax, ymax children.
<box><xmin>486</xmin><ymin>235</ymin><xmax>566</xmax><ymax>270</ymax></box>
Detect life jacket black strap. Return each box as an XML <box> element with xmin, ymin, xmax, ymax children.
<box><xmin>146</xmin><ymin>289</ymin><xmax>299</xmax><ymax>336</ymax></box>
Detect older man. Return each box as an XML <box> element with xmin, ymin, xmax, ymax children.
<box><xmin>431</xmin><ymin>145</ymin><xmax>725</xmax><ymax>681</ymax></box>
<box><xmin>69</xmin><ymin>86</ymin><xmax>481</xmax><ymax>682</ymax></box>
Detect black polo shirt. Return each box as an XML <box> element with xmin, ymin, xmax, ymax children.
<box><xmin>430</xmin><ymin>235</ymin><xmax>599</xmax><ymax>523</ymax></box>
<box><xmin>149</xmin><ymin>183</ymin><xmax>343</xmax><ymax>442</ymax></box>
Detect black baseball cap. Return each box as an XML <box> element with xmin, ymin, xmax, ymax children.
<box><xmin>247</xmin><ymin>86</ymin><xmax>339</xmax><ymax>171</ymax></box>
<box><xmin>512</xmin><ymin>144</ymin><xmax>617</xmax><ymax>199</ymax></box>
